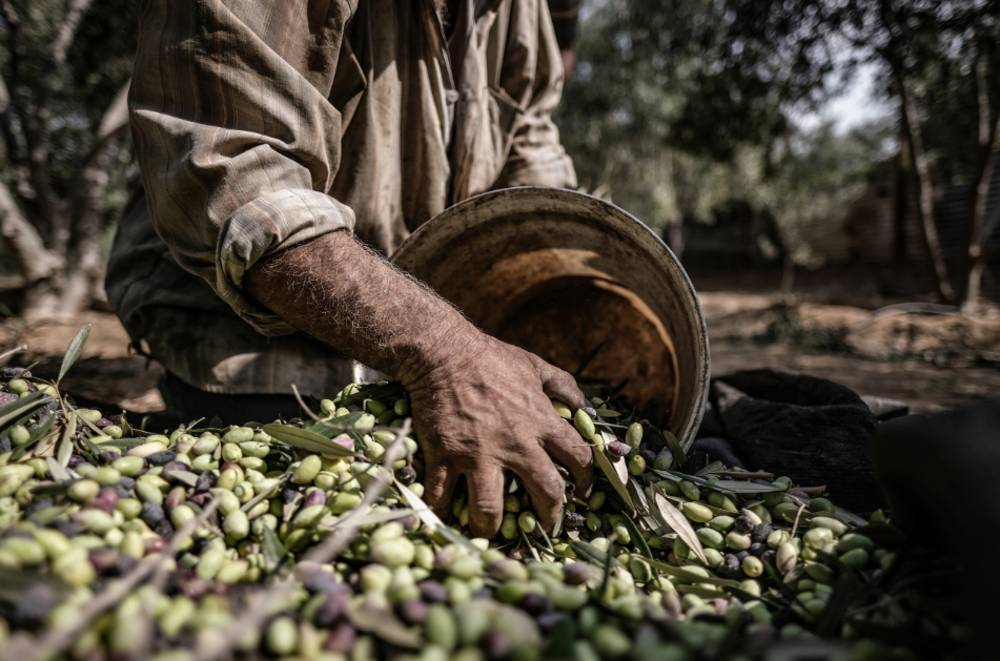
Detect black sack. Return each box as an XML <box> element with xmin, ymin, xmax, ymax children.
<box><xmin>702</xmin><ymin>369</ymin><xmax>882</xmax><ymax>511</ymax></box>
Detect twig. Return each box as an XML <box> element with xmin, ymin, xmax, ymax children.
<box><xmin>290</xmin><ymin>383</ymin><xmax>321</xmax><ymax>422</ymax></box>
<box><xmin>0</xmin><ymin>344</ymin><xmax>26</xmax><ymax>364</ymax></box>
<box><xmin>28</xmin><ymin>497</ymin><xmax>221</xmax><ymax>661</ymax></box>
<box><xmin>789</xmin><ymin>502</ymin><xmax>808</xmax><ymax>540</ymax></box>
<box><xmin>193</xmin><ymin>420</ymin><xmax>411</xmax><ymax>661</ymax></box>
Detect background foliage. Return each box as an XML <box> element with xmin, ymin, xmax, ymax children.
<box><xmin>1</xmin><ymin>0</ymin><xmax>998</xmax><ymax>317</ymax></box>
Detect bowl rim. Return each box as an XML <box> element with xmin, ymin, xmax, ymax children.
<box><xmin>392</xmin><ymin>186</ymin><xmax>711</xmax><ymax>449</ymax></box>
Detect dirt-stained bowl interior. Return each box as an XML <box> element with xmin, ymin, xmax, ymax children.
<box><xmin>392</xmin><ymin>187</ymin><xmax>710</xmax><ymax>449</ymax></box>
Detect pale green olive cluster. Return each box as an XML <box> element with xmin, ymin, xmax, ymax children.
<box><xmin>0</xmin><ymin>372</ymin><xmax>960</xmax><ymax>659</ymax></box>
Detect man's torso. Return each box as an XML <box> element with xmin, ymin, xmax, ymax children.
<box><xmin>106</xmin><ymin>0</ymin><xmax>574</xmax><ymax>397</ymax></box>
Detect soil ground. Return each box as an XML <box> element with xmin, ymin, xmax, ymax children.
<box><xmin>1</xmin><ymin>286</ymin><xmax>996</xmax><ymax>416</ymax></box>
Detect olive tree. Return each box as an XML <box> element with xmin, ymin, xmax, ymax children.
<box><xmin>0</xmin><ymin>0</ymin><xmax>137</xmax><ymax>320</ymax></box>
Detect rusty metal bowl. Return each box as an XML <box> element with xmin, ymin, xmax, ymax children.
<box><xmin>392</xmin><ymin>187</ymin><xmax>710</xmax><ymax>449</ymax></box>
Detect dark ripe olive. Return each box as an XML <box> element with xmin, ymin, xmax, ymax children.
<box><xmin>324</xmin><ymin>622</ymin><xmax>356</xmax><ymax>653</ymax></box>
<box><xmin>419</xmin><ymin>580</ymin><xmax>449</xmax><ymax>603</ymax></box>
<box><xmin>735</xmin><ymin>514</ymin><xmax>756</xmax><ymax>534</ymax></box>
<box><xmin>484</xmin><ymin>630</ymin><xmax>514</xmax><ymax>660</ymax></box>
<box><xmin>147</xmin><ymin>451</ymin><xmax>177</xmax><ymax>466</ymax></box>
<box><xmin>398</xmin><ymin>600</ymin><xmax>429</xmax><ymax>624</ymax></box>
<box><xmin>195</xmin><ymin>471</ymin><xmax>216</xmax><ymax>492</ymax></box>
<box><xmin>397</xmin><ymin>465</ymin><xmax>418</xmax><ymax>485</ymax></box>
<box><xmin>607</xmin><ymin>441</ymin><xmax>631</xmax><ymax>459</ymax></box>
<box><xmin>564</xmin><ymin>562</ymin><xmax>593</xmax><ymax>585</ymax></box>
<box><xmin>751</xmin><ymin>522</ymin><xmax>774</xmax><ymax>544</ymax></box>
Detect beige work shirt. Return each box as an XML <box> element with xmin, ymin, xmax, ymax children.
<box><xmin>106</xmin><ymin>0</ymin><xmax>576</xmax><ymax>397</ymax></box>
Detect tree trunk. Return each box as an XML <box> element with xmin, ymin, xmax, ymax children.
<box><xmin>59</xmin><ymin>80</ymin><xmax>131</xmax><ymax>314</ymax></box>
<box><xmin>893</xmin><ymin>144</ymin><xmax>909</xmax><ymax>263</ymax></box>
<box><xmin>878</xmin><ymin>0</ymin><xmax>955</xmax><ymax>302</ymax></box>
<box><xmin>896</xmin><ymin>77</ymin><xmax>955</xmax><ymax>302</ymax></box>
<box><xmin>963</xmin><ymin>54</ymin><xmax>1000</xmax><ymax>313</ymax></box>
<box><xmin>61</xmin><ymin>151</ymin><xmax>113</xmax><ymax>313</ymax></box>
<box><xmin>0</xmin><ymin>180</ymin><xmax>59</xmax><ymax>283</ymax></box>
<box><xmin>0</xmin><ymin>180</ymin><xmax>62</xmax><ymax>319</ymax></box>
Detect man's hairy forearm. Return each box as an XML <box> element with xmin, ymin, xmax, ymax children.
<box><xmin>245</xmin><ymin>230</ymin><xmax>476</xmax><ymax>385</ymax></box>
<box><xmin>247</xmin><ymin>229</ymin><xmax>592</xmax><ymax>536</ymax></box>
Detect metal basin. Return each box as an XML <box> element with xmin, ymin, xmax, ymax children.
<box><xmin>392</xmin><ymin>187</ymin><xmax>710</xmax><ymax>449</ymax></box>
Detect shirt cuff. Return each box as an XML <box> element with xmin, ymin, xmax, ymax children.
<box><xmin>214</xmin><ymin>188</ymin><xmax>356</xmax><ymax>335</ymax></box>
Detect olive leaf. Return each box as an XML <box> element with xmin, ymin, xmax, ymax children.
<box><xmin>696</xmin><ymin>460</ymin><xmax>726</xmax><ymax>476</ymax></box>
<box><xmin>0</xmin><ymin>390</ymin><xmax>47</xmax><ymax>430</ymax></box>
<box><xmin>321</xmin><ymin>508</ymin><xmax>416</xmax><ymax>531</ymax></box>
<box><xmin>262</xmin><ymin>423</ymin><xmax>354</xmax><ymax>458</ymax></box>
<box><xmin>652</xmin><ymin>468</ymin><xmax>730</xmax><ymax>493</ymax></box>
<box><xmin>650</xmin><ymin>490</ymin><xmax>707</xmax><ymax>564</ymax></box>
<box><xmin>535</xmin><ymin>521</ymin><xmax>556</xmax><ymax>554</ymax></box>
<box><xmin>568</xmin><ymin>540</ymin><xmax>623</xmax><ymax>569</ymax></box>
<box><xmin>29</xmin><ymin>414</ymin><xmax>56</xmax><ymax>445</ymax></box>
<box><xmin>96</xmin><ymin>437</ymin><xmax>154</xmax><ymax>449</ymax></box>
<box><xmin>628</xmin><ymin>478</ymin><xmax>650</xmax><ymax>516</ymax></box>
<box><xmin>261</xmin><ymin>526</ymin><xmax>287</xmax><ymax>572</ymax></box>
<box><xmin>346</xmin><ymin>602</ymin><xmax>421</xmax><ymax>649</ymax></box>
<box><xmin>675</xmin><ymin>585</ymin><xmax>729</xmax><ymax>599</ymax></box>
<box><xmin>832</xmin><ymin>507</ymin><xmax>868</xmax><ymax>528</ymax></box>
<box><xmin>162</xmin><ymin>467</ymin><xmax>199</xmax><ymax>488</ymax></box>
<box><xmin>58</xmin><ymin>323</ymin><xmax>92</xmax><ymax>383</ymax></box>
<box><xmin>551</xmin><ymin>506</ymin><xmax>564</xmax><ymax>539</ymax></box>
<box><xmin>306</xmin><ymin>411</ymin><xmax>367</xmax><ymax>437</ymax></box>
<box><xmin>709</xmin><ymin>480</ymin><xmax>784</xmax><ymax>495</ymax></box>
<box><xmin>0</xmin><ymin>567</ymin><xmax>71</xmax><ymax>600</ymax></box>
<box><xmin>852</xmin><ymin>523</ymin><xmax>906</xmax><ymax>547</ymax></box>
<box><xmin>46</xmin><ymin>457</ymin><xmax>71</xmax><ymax>482</ymax></box>
<box><xmin>522</xmin><ymin>532</ymin><xmax>543</xmax><ymax>562</ymax></box>
<box><xmin>282</xmin><ymin>491</ymin><xmax>303</xmax><ymax>525</ymax></box>
<box><xmin>26</xmin><ymin>483</ymin><xmax>71</xmax><ymax>497</ymax></box>
<box><xmin>56</xmin><ymin>413</ymin><xmax>76</xmax><ymax>467</ymax></box>
<box><xmin>646</xmin><ymin>559</ymin><xmax>740</xmax><ymax>588</ymax></box>
<box><xmin>661</xmin><ymin>429</ymin><xmax>686</xmax><ymax>467</ymax></box>
<box><xmin>619</xmin><ymin>512</ymin><xmax>652</xmax><ymax>558</ymax></box>
<box><xmin>815</xmin><ymin>570</ymin><xmax>862</xmax><ymax>637</ymax></box>
<box><xmin>592</xmin><ymin>437</ymin><xmax>636</xmax><ymax>516</ymax></box>
<box><xmin>541</xmin><ymin>615</ymin><xmax>578</xmax><ymax>659</ymax></box>
<box><xmin>337</xmin><ymin>382</ymin><xmax>405</xmax><ymax>406</ymax></box>
<box><xmin>599</xmin><ymin>537</ymin><xmax>615</xmax><ymax>600</ymax></box>
<box><xmin>394</xmin><ymin>479</ymin><xmax>477</xmax><ymax>552</ymax></box>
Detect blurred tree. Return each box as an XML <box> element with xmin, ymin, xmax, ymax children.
<box><xmin>768</xmin><ymin>120</ymin><xmax>895</xmax><ymax>266</ymax></box>
<box><xmin>560</xmin><ymin>0</ymin><xmax>1000</xmax><ymax>305</ymax></box>
<box><xmin>834</xmin><ymin>0</ymin><xmax>1000</xmax><ymax>304</ymax></box>
<box><xmin>0</xmin><ymin>0</ymin><xmax>137</xmax><ymax>320</ymax></box>
<box><xmin>557</xmin><ymin>0</ymin><xmax>842</xmax><ymax>256</ymax></box>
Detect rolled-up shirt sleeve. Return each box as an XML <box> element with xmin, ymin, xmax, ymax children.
<box><xmin>129</xmin><ymin>0</ymin><xmax>354</xmax><ymax>334</ymax></box>
<box><xmin>494</xmin><ymin>0</ymin><xmax>577</xmax><ymax>189</ymax></box>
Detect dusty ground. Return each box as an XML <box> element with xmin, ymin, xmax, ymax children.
<box><xmin>1</xmin><ymin>297</ymin><xmax>997</xmax><ymax>415</ymax></box>
<box><xmin>701</xmin><ymin>291</ymin><xmax>1000</xmax><ymax>412</ymax></box>
<box><xmin>0</xmin><ymin>311</ymin><xmax>164</xmax><ymax>413</ymax></box>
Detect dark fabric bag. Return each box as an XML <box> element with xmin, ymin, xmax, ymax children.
<box><xmin>698</xmin><ymin>369</ymin><xmax>882</xmax><ymax>511</ymax></box>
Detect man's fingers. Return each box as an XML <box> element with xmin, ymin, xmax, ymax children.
<box><xmin>422</xmin><ymin>462</ymin><xmax>458</xmax><ymax>519</ymax></box>
<box><xmin>466</xmin><ymin>465</ymin><xmax>506</xmax><ymax>538</ymax></box>
<box><xmin>531</xmin><ymin>358</ymin><xmax>586</xmax><ymax>410</ymax></box>
<box><xmin>510</xmin><ymin>446</ymin><xmax>566</xmax><ymax>532</ymax></box>
<box><xmin>544</xmin><ymin>423</ymin><xmax>594</xmax><ymax>498</ymax></box>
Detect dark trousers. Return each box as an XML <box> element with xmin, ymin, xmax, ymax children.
<box><xmin>158</xmin><ymin>371</ymin><xmax>317</xmax><ymax>427</ymax></box>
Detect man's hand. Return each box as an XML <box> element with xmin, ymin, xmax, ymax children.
<box><xmin>402</xmin><ymin>330</ymin><xmax>592</xmax><ymax>537</ymax></box>
<box><xmin>246</xmin><ymin>231</ymin><xmax>593</xmax><ymax>537</ymax></box>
